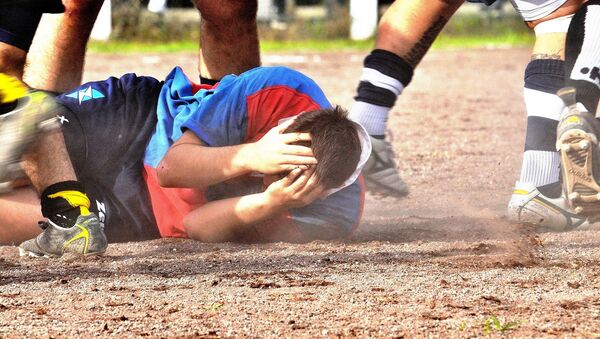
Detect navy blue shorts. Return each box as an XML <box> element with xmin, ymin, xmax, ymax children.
<box><xmin>56</xmin><ymin>74</ymin><xmax>163</xmax><ymax>242</ymax></box>
<box><xmin>0</xmin><ymin>0</ymin><xmax>64</xmax><ymax>52</ymax></box>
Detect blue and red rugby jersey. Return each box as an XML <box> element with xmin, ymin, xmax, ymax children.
<box><xmin>144</xmin><ymin>66</ymin><xmax>365</xmax><ymax>240</ymax></box>
<box><xmin>57</xmin><ymin>66</ymin><xmax>364</xmax><ymax>240</ymax></box>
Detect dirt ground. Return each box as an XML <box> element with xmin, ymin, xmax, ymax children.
<box><xmin>2</xmin><ymin>48</ymin><xmax>600</xmax><ymax>337</ymax></box>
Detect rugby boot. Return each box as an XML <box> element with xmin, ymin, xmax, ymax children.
<box><xmin>362</xmin><ymin>136</ymin><xmax>408</xmax><ymax>198</ymax></box>
<box><xmin>0</xmin><ymin>74</ymin><xmax>59</xmax><ymax>189</ymax></box>
<box><xmin>18</xmin><ymin>212</ymin><xmax>108</xmax><ymax>258</ymax></box>
<box><xmin>556</xmin><ymin>87</ymin><xmax>600</xmax><ymax>220</ymax></box>
<box><xmin>507</xmin><ymin>182</ymin><xmax>588</xmax><ymax>231</ymax></box>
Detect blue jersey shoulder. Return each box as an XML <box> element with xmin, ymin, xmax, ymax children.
<box><xmin>145</xmin><ymin>66</ymin><xmax>330</xmax><ymax>167</ymax></box>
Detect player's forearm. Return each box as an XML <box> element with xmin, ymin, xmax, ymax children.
<box><xmin>160</xmin><ymin>143</ymin><xmax>258</xmax><ymax>188</ymax></box>
<box><xmin>183</xmin><ymin>193</ymin><xmax>284</xmax><ymax>242</ymax></box>
<box><xmin>376</xmin><ymin>0</ymin><xmax>464</xmax><ymax>67</ymax></box>
<box><xmin>158</xmin><ymin>136</ymin><xmax>255</xmax><ymax>188</ymax></box>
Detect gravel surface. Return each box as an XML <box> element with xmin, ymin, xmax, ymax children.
<box><xmin>2</xmin><ymin>49</ymin><xmax>600</xmax><ymax>337</ymax></box>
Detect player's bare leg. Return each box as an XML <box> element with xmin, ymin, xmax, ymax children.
<box><xmin>374</xmin><ymin>0</ymin><xmax>464</xmax><ymax>64</ymax></box>
<box><xmin>0</xmin><ymin>173</ymin><xmax>42</xmax><ymax>246</ymax></box>
<box><xmin>21</xmin><ymin>128</ymin><xmax>78</xmax><ymax>193</ymax></box>
<box><xmin>0</xmin><ymin>76</ymin><xmax>58</xmax><ymax>186</ymax></box>
<box><xmin>15</xmin><ymin>121</ymin><xmax>107</xmax><ymax>257</ymax></box>
<box><xmin>0</xmin><ymin>2</ymin><xmax>49</xmax><ymax>164</ymax></box>
<box><xmin>351</xmin><ymin>0</ymin><xmax>464</xmax><ymax>197</ymax></box>
<box><xmin>508</xmin><ymin>20</ymin><xmax>589</xmax><ymax>231</ymax></box>
<box><xmin>0</xmin><ymin>187</ymin><xmax>42</xmax><ymax>245</ymax></box>
<box><xmin>0</xmin><ymin>2</ymin><xmax>52</xmax><ymax>81</ymax></box>
<box><xmin>0</xmin><ymin>44</ymin><xmax>26</xmax><ymax>80</ymax></box>
<box><xmin>24</xmin><ymin>0</ymin><xmax>104</xmax><ymax>92</ymax></box>
<box><xmin>194</xmin><ymin>0</ymin><xmax>261</xmax><ymax>81</ymax></box>
<box><xmin>1</xmin><ymin>0</ymin><xmax>96</xmax><ymax>182</ymax></box>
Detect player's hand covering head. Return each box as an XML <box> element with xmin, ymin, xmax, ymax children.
<box><xmin>283</xmin><ymin>106</ymin><xmax>371</xmax><ymax>196</ymax></box>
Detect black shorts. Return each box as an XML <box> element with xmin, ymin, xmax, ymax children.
<box><xmin>0</xmin><ymin>0</ymin><xmax>65</xmax><ymax>52</ymax></box>
<box><xmin>56</xmin><ymin>74</ymin><xmax>164</xmax><ymax>242</ymax></box>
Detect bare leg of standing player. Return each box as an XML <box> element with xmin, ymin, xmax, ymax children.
<box><xmin>350</xmin><ymin>0</ymin><xmax>593</xmax><ymax>231</ymax></box>
<box><xmin>0</xmin><ymin>1</ymin><xmax>106</xmax><ymax>255</ymax></box>
<box><xmin>1</xmin><ymin>0</ymin><xmax>101</xmax><ymax>177</ymax></box>
<box><xmin>25</xmin><ymin>0</ymin><xmax>104</xmax><ymax>92</ymax></box>
<box><xmin>0</xmin><ymin>1</ymin><xmax>69</xmax><ymax>186</ymax></box>
<box><xmin>0</xmin><ymin>2</ymin><xmax>65</xmax><ymax>80</ymax></box>
<box><xmin>194</xmin><ymin>0</ymin><xmax>261</xmax><ymax>82</ymax></box>
<box><xmin>0</xmin><ymin>93</ymin><xmax>107</xmax><ymax>256</ymax></box>
<box><xmin>350</xmin><ymin>0</ymin><xmax>464</xmax><ymax>197</ymax></box>
<box><xmin>507</xmin><ymin>11</ymin><xmax>589</xmax><ymax>231</ymax></box>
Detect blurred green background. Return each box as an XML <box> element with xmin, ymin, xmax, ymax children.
<box><xmin>89</xmin><ymin>0</ymin><xmax>534</xmax><ymax>53</ymax></box>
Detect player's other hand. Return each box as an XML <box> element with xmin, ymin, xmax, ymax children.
<box><xmin>263</xmin><ymin>165</ymin><xmax>324</xmax><ymax>209</ymax></box>
<box><xmin>243</xmin><ymin>119</ymin><xmax>317</xmax><ymax>175</ymax></box>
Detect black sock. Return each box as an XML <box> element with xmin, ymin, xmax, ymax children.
<box><xmin>537</xmin><ymin>181</ymin><xmax>562</xmax><ymax>199</ymax></box>
<box><xmin>41</xmin><ymin>181</ymin><xmax>91</xmax><ymax>228</ymax></box>
<box><xmin>0</xmin><ymin>100</ymin><xmax>17</xmax><ymax>116</ymax></box>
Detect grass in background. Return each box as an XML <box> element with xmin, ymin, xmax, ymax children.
<box><xmin>88</xmin><ymin>33</ymin><xmax>533</xmax><ymax>54</ymax></box>
<box><xmin>88</xmin><ymin>13</ymin><xmax>534</xmax><ymax>54</ymax></box>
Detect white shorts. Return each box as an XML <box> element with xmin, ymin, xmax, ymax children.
<box><xmin>510</xmin><ymin>0</ymin><xmax>568</xmax><ymax>21</ymax></box>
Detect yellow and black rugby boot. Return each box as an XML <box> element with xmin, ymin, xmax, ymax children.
<box><xmin>507</xmin><ymin>181</ymin><xmax>588</xmax><ymax>231</ymax></box>
<box><xmin>556</xmin><ymin>87</ymin><xmax>600</xmax><ymax>220</ymax></box>
<box><xmin>19</xmin><ymin>212</ymin><xmax>108</xmax><ymax>258</ymax></box>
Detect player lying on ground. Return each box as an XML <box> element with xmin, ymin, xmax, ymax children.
<box><xmin>0</xmin><ymin>65</ymin><xmax>370</xmax><ymax>257</ymax></box>
<box><xmin>350</xmin><ymin>0</ymin><xmax>600</xmax><ymax>230</ymax></box>
<box><xmin>0</xmin><ymin>0</ymin><xmax>267</xmax><ymax>257</ymax></box>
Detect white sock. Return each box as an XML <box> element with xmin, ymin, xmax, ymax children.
<box><xmin>519</xmin><ymin>150</ymin><xmax>561</xmax><ymax>187</ymax></box>
<box><xmin>349</xmin><ymin>101</ymin><xmax>390</xmax><ymax>136</ymax></box>
<box><xmin>517</xmin><ymin>58</ymin><xmax>565</xmax><ymax>188</ymax></box>
<box><xmin>352</xmin><ymin>50</ymin><xmax>412</xmax><ymax>136</ymax></box>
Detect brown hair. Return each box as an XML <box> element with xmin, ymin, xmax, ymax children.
<box><xmin>284</xmin><ymin>106</ymin><xmax>361</xmax><ymax>189</ymax></box>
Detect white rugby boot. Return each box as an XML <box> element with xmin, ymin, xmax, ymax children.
<box><xmin>507</xmin><ymin>181</ymin><xmax>588</xmax><ymax>231</ymax></box>
<box><xmin>362</xmin><ymin>136</ymin><xmax>408</xmax><ymax>197</ymax></box>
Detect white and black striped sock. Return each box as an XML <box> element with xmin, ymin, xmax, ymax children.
<box><xmin>350</xmin><ymin>49</ymin><xmax>413</xmax><ymax>137</ymax></box>
<box><xmin>518</xmin><ymin>59</ymin><xmax>565</xmax><ymax>189</ymax></box>
<box><xmin>519</xmin><ymin>150</ymin><xmax>561</xmax><ymax>187</ymax></box>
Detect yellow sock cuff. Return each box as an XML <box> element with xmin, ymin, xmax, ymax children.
<box><xmin>0</xmin><ymin>73</ymin><xmax>27</xmax><ymax>104</ymax></box>
<box><xmin>48</xmin><ymin>190</ymin><xmax>91</xmax><ymax>215</ymax></box>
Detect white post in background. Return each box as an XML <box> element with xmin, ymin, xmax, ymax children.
<box><xmin>350</xmin><ymin>0</ymin><xmax>378</xmax><ymax>41</ymax></box>
<box><xmin>257</xmin><ymin>0</ymin><xmax>274</xmax><ymax>21</ymax></box>
<box><xmin>148</xmin><ymin>0</ymin><xmax>167</xmax><ymax>13</ymax></box>
<box><xmin>90</xmin><ymin>0</ymin><xmax>112</xmax><ymax>41</ymax></box>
